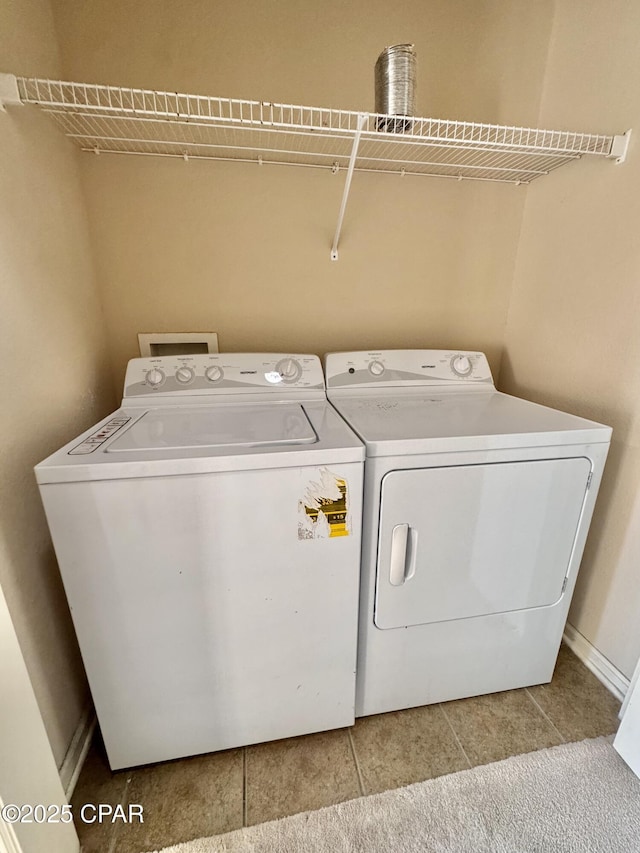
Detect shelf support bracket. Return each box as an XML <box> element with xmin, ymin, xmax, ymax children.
<box><xmin>0</xmin><ymin>74</ymin><xmax>22</xmax><ymax>112</ymax></box>
<box><xmin>609</xmin><ymin>129</ymin><xmax>632</xmax><ymax>164</ymax></box>
<box><xmin>330</xmin><ymin>113</ymin><xmax>367</xmax><ymax>261</ymax></box>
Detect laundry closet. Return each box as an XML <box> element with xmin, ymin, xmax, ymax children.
<box><xmin>2</xmin><ymin>0</ymin><xmax>640</xmax><ymax>807</ymax></box>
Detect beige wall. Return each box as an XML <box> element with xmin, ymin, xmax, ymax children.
<box><xmin>51</xmin><ymin>0</ymin><xmax>554</xmax><ymax>387</ymax></box>
<box><xmin>500</xmin><ymin>1</ymin><xmax>640</xmax><ymax>677</ymax></box>
<box><xmin>0</xmin><ymin>0</ymin><xmax>116</xmax><ymax>765</ymax></box>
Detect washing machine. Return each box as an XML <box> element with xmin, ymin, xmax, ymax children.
<box><xmin>324</xmin><ymin>350</ymin><xmax>611</xmax><ymax>717</ymax></box>
<box><xmin>35</xmin><ymin>353</ymin><xmax>364</xmax><ymax>769</ymax></box>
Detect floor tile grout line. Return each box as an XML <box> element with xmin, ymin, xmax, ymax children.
<box><xmin>347</xmin><ymin>727</ymin><xmax>366</xmax><ymax>797</ymax></box>
<box><xmin>525</xmin><ymin>688</ymin><xmax>567</xmax><ymax>743</ymax></box>
<box><xmin>438</xmin><ymin>703</ymin><xmax>473</xmax><ymax>769</ymax></box>
<box><xmin>242</xmin><ymin>747</ymin><xmax>248</xmax><ymax>828</ymax></box>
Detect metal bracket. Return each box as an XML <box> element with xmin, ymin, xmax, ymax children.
<box><xmin>0</xmin><ymin>74</ymin><xmax>22</xmax><ymax>112</ymax></box>
<box><xmin>609</xmin><ymin>129</ymin><xmax>632</xmax><ymax>164</ymax></box>
<box><xmin>330</xmin><ymin>113</ymin><xmax>367</xmax><ymax>261</ymax></box>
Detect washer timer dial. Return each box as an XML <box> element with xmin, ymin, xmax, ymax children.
<box><xmin>368</xmin><ymin>360</ymin><xmax>385</xmax><ymax>377</ymax></box>
<box><xmin>451</xmin><ymin>355</ymin><xmax>473</xmax><ymax>377</ymax></box>
<box><xmin>276</xmin><ymin>358</ymin><xmax>302</xmax><ymax>383</ymax></box>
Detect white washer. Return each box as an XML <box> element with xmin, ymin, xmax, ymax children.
<box><xmin>325</xmin><ymin>350</ymin><xmax>611</xmax><ymax>718</ymax></box>
<box><xmin>35</xmin><ymin>354</ymin><xmax>364</xmax><ymax>769</ymax></box>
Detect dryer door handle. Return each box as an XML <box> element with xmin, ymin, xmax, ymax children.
<box><xmin>389</xmin><ymin>523</ymin><xmax>410</xmax><ymax>586</ymax></box>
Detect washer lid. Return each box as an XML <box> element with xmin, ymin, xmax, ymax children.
<box><xmin>329</xmin><ymin>390</ymin><xmax>611</xmax><ymax>454</ymax></box>
<box><xmin>107</xmin><ymin>403</ymin><xmax>317</xmax><ymax>453</ymax></box>
<box><xmin>34</xmin><ymin>400</ymin><xmax>364</xmax><ymax>484</ymax></box>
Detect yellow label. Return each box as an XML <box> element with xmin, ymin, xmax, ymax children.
<box><xmin>298</xmin><ymin>469</ymin><xmax>350</xmax><ymax>540</ymax></box>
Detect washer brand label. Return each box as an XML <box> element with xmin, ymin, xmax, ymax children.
<box><xmin>298</xmin><ymin>468</ymin><xmax>350</xmax><ymax>540</ymax></box>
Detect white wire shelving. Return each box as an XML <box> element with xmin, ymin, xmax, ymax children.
<box><xmin>0</xmin><ymin>74</ymin><xmax>631</xmax><ymax>259</ymax></box>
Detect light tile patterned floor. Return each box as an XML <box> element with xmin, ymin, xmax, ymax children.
<box><xmin>71</xmin><ymin>644</ymin><xmax>621</xmax><ymax>852</ymax></box>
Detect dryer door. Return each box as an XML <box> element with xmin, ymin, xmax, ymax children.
<box><xmin>374</xmin><ymin>457</ymin><xmax>591</xmax><ymax>630</ymax></box>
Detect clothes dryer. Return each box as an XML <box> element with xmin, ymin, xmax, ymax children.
<box><xmin>325</xmin><ymin>350</ymin><xmax>611</xmax><ymax>717</ymax></box>
<box><xmin>36</xmin><ymin>354</ymin><xmax>364</xmax><ymax>768</ymax></box>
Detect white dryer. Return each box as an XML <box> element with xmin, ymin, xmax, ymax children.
<box><xmin>36</xmin><ymin>354</ymin><xmax>364</xmax><ymax>769</ymax></box>
<box><xmin>325</xmin><ymin>350</ymin><xmax>611</xmax><ymax>718</ymax></box>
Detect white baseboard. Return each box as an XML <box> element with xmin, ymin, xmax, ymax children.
<box><xmin>59</xmin><ymin>705</ymin><xmax>96</xmax><ymax>799</ymax></box>
<box><xmin>563</xmin><ymin>623</ymin><xmax>629</xmax><ymax>703</ymax></box>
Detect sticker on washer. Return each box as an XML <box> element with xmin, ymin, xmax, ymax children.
<box><xmin>298</xmin><ymin>468</ymin><xmax>350</xmax><ymax>540</ymax></box>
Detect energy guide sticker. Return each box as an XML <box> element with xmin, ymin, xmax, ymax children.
<box><xmin>298</xmin><ymin>468</ymin><xmax>350</xmax><ymax>540</ymax></box>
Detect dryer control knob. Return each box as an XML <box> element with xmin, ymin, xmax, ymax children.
<box><xmin>276</xmin><ymin>358</ymin><xmax>302</xmax><ymax>382</ymax></box>
<box><xmin>369</xmin><ymin>360</ymin><xmax>385</xmax><ymax>376</ymax></box>
<box><xmin>175</xmin><ymin>366</ymin><xmax>194</xmax><ymax>384</ymax></box>
<box><xmin>205</xmin><ymin>365</ymin><xmax>223</xmax><ymax>383</ymax></box>
<box><xmin>146</xmin><ymin>368</ymin><xmax>165</xmax><ymax>387</ymax></box>
<box><xmin>451</xmin><ymin>355</ymin><xmax>472</xmax><ymax>377</ymax></box>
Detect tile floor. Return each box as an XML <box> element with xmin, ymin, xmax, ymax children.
<box><xmin>71</xmin><ymin>644</ymin><xmax>621</xmax><ymax>853</ymax></box>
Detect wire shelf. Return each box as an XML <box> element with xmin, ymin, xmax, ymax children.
<box><xmin>16</xmin><ymin>77</ymin><xmax>618</xmax><ymax>185</ymax></box>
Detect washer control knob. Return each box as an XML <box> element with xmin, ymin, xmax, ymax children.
<box><xmin>146</xmin><ymin>368</ymin><xmax>165</xmax><ymax>387</ymax></box>
<box><xmin>451</xmin><ymin>355</ymin><xmax>472</xmax><ymax>376</ymax></box>
<box><xmin>369</xmin><ymin>360</ymin><xmax>385</xmax><ymax>377</ymax></box>
<box><xmin>276</xmin><ymin>358</ymin><xmax>302</xmax><ymax>382</ymax></box>
<box><xmin>205</xmin><ymin>365</ymin><xmax>223</xmax><ymax>383</ymax></box>
<box><xmin>175</xmin><ymin>366</ymin><xmax>194</xmax><ymax>384</ymax></box>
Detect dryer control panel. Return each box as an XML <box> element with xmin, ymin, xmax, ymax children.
<box><xmin>123</xmin><ymin>353</ymin><xmax>325</xmax><ymax>398</ymax></box>
<box><xmin>325</xmin><ymin>350</ymin><xmax>494</xmax><ymax>389</ymax></box>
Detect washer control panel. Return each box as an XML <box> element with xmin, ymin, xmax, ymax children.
<box><xmin>325</xmin><ymin>350</ymin><xmax>494</xmax><ymax>389</ymax></box>
<box><xmin>123</xmin><ymin>354</ymin><xmax>325</xmax><ymax>397</ymax></box>
<box><xmin>68</xmin><ymin>415</ymin><xmax>132</xmax><ymax>455</ymax></box>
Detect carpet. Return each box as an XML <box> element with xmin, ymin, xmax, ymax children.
<box><xmin>146</xmin><ymin>738</ymin><xmax>640</xmax><ymax>853</ymax></box>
